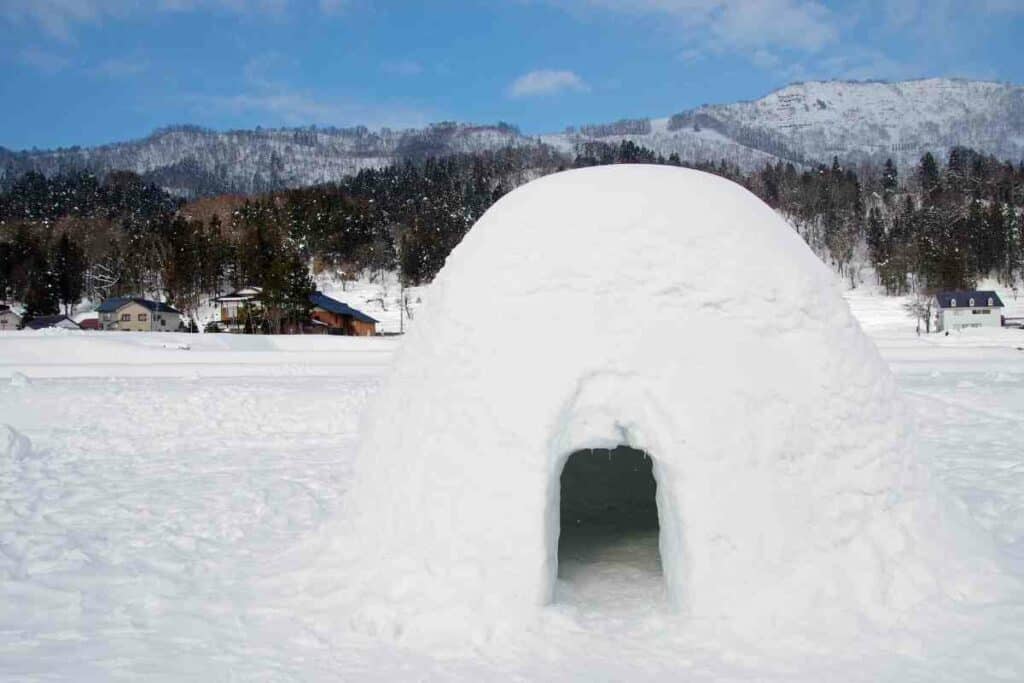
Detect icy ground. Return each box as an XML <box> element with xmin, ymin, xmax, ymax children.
<box><xmin>2</xmin><ymin>291</ymin><xmax>1024</xmax><ymax>681</ymax></box>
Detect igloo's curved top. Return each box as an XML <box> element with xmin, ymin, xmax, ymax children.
<box><xmin>330</xmin><ymin>165</ymin><xmax>1007</xmax><ymax>640</ymax></box>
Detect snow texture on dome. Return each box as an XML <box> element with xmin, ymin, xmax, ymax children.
<box><xmin>313</xmin><ymin>165</ymin><xmax>1011</xmax><ymax>641</ymax></box>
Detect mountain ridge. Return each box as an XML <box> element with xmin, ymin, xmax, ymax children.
<box><xmin>3</xmin><ymin>78</ymin><xmax>1023</xmax><ymax>197</ymax></box>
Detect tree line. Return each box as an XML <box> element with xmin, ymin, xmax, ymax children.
<box><xmin>3</xmin><ymin>142</ymin><xmax>1023</xmax><ymax>326</ymax></box>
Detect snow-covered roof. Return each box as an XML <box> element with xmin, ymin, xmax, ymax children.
<box><xmin>215</xmin><ymin>287</ymin><xmax>263</xmax><ymax>303</ymax></box>
<box><xmin>935</xmin><ymin>291</ymin><xmax>1004</xmax><ymax>309</ymax></box>
<box><xmin>73</xmin><ymin>310</ymin><xmax>99</xmax><ymax>323</ymax></box>
<box><xmin>24</xmin><ymin>314</ymin><xmax>80</xmax><ymax>330</ymax></box>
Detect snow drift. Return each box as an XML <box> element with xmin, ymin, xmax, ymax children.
<box><xmin>319</xmin><ymin>165</ymin><xmax>1012</xmax><ymax>640</ymax></box>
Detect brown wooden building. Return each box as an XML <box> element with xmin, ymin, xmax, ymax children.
<box><xmin>309</xmin><ymin>292</ymin><xmax>378</xmax><ymax>336</ymax></box>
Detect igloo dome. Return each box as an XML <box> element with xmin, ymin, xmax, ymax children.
<box><xmin>331</xmin><ymin>165</ymin><xmax>1006</xmax><ymax>637</ymax></box>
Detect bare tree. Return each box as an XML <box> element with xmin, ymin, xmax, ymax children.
<box><xmin>85</xmin><ymin>261</ymin><xmax>121</xmax><ymax>300</ymax></box>
<box><xmin>904</xmin><ymin>292</ymin><xmax>934</xmax><ymax>334</ymax></box>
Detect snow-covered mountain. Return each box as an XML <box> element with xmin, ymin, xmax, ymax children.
<box><xmin>546</xmin><ymin>78</ymin><xmax>1024</xmax><ymax>171</ymax></box>
<box><xmin>0</xmin><ymin>122</ymin><xmax>538</xmax><ymax>197</ymax></box>
<box><xmin>672</xmin><ymin>78</ymin><xmax>1024</xmax><ymax>167</ymax></box>
<box><xmin>3</xmin><ymin>78</ymin><xmax>1023</xmax><ymax>197</ymax></box>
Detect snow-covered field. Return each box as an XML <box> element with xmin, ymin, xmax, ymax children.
<box><xmin>2</xmin><ymin>289</ymin><xmax>1024</xmax><ymax>681</ymax></box>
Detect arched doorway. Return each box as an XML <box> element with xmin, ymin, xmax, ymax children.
<box><xmin>555</xmin><ymin>445</ymin><xmax>666</xmax><ymax>610</ymax></box>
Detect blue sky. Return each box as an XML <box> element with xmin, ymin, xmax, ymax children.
<box><xmin>2</xmin><ymin>0</ymin><xmax>1023</xmax><ymax>150</ymax></box>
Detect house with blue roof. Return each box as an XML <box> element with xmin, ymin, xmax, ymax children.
<box><xmin>97</xmin><ymin>297</ymin><xmax>183</xmax><ymax>332</ymax></box>
<box><xmin>23</xmin><ymin>314</ymin><xmax>80</xmax><ymax>330</ymax></box>
<box><xmin>309</xmin><ymin>291</ymin><xmax>378</xmax><ymax>336</ymax></box>
<box><xmin>934</xmin><ymin>290</ymin><xmax>1004</xmax><ymax>332</ymax></box>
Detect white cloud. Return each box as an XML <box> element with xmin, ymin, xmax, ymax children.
<box><xmin>708</xmin><ymin>0</ymin><xmax>836</xmax><ymax>53</ymax></box>
<box><xmin>563</xmin><ymin>0</ymin><xmax>1024</xmax><ymax>65</ymax></box>
<box><xmin>187</xmin><ymin>53</ymin><xmax>430</xmax><ymax>129</ymax></box>
<box><xmin>542</xmin><ymin>0</ymin><xmax>1024</xmax><ymax>81</ymax></box>
<box><xmin>751</xmin><ymin>49</ymin><xmax>780</xmax><ymax>70</ymax></box>
<box><xmin>508</xmin><ymin>69</ymin><xmax>589</xmax><ymax>98</ymax></box>
<box><xmin>188</xmin><ymin>90</ymin><xmax>430</xmax><ymax>129</ymax></box>
<box><xmin>18</xmin><ymin>47</ymin><xmax>70</xmax><ymax>74</ymax></box>
<box><xmin>157</xmin><ymin>0</ymin><xmax>288</xmax><ymax>13</ymax></box>
<box><xmin>571</xmin><ymin>0</ymin><xmax>837</xmax><ymax>53</ymax></box>
<box><xmin>0</xmin><ymin>0</ymin><xmax>126</xmax><ymax>41</ymax></box>
<box><xmin>0</xmin><ymin>0</ymin><xmax>309</xmax><ymax>40</ymax></box>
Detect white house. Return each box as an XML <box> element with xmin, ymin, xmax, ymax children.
<box><xmin>97</xmin><ymin>297</ymin><xmax>183</xmax><ymax>332</ymax></box>
<box><xmin>0</xmin><ymin>305</ymin><xmax>22</xmax><ymax>331</ymax></box>
<box><xmin>935</xmin><ymin>290</ymin><xmax>1004</xmax><ymax>332</ymax></box>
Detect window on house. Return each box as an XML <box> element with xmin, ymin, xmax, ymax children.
<box><xmin>969</xmin><ymin>298</ymin><xmax>976</xmax><ymax>307</ymax></box>
<box><xmin>988</xmin><ymin>298</ymin><xmax>995</xmax><ymax>306</ymax></box>
<box><xmin>950</xmin><ymin>299</ymin><xmax>957</xmax><ymax>307</ymax></box>
<box><xmin>972</xmin><ymin>309</ymin><xmax>991</xmax><ymax>315</ymax></box>
<box><xmin>138</xmin><ymin>314</ymin><xmax>148</xmax><ymax>322</ymax></box>
<box><xmin>121</xmin><ymin>313</ymin><xmax>131</xmax><ymax>321</ymax></box>
<box><xmin>160</xmin><ymin>319</ymin><xmax>166</xmax><ymax>327</ymax></box>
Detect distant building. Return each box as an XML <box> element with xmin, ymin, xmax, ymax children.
<box><xmin>934</xmin><ymin>291</ymin><xmax>1004</xmax><ymax>332</ymax></box>
<box><xmin>97</xmin><ymin>297</ymin><xmax>183</xmax><ymax>332</ymax></box>
<box><xmin>309</xmin><ymin>292</ymin><xmax>378</xmax><ymax>336</ymax></box>
<box><xmin>0</xmin><ymin>305</ymin><xmax>22</xmax><ymax>331</ymax></box>
<box><xmin>97</xmin><ymin>297</ymin><xmax>132</xmax><ymax>328</ymax></box>
<box><xmin>214</xmin><ymin>286</ymin><xmax>263</xmax><ymax>332</ymax></box>
<box><xmin>23</xmin><ymin>314</ymin><xmax>80</xmax><ymax>330</ymax></box>
<box><xmin>74</xmin><ymin>310</ymin><xmax>100</xmax><ymax>330</ymax></box>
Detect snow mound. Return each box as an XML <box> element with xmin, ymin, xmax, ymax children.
<box><xmin>2</xmin><ymin>425</ymin><xmax>33</xmax><ymax>462</ymax></box>
<box><xmin>311</xmin><ymin>165</ymin><xmax>1014</xmax><ymax>642</ymax></box>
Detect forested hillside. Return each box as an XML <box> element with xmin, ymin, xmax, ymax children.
<box><xmin>2</xmin><ymin>142</ymin><xmax>1023</xmax><ymax>326</ymax></box>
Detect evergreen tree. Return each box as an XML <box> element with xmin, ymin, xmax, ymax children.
<box><xmin>0</xmin><ymin>241</ymin><xmax>13</xmax><ymax>302</ymax></box>
<box><xmin>918</xmin><ymin>152</ymin><xmax>942</xmax><ymax>204</ymax></box>
<box><xmin>23</xmin><ymin>250</ymin><xmax>59</xmax><ymax>320</ymax></box>
<box><xmin>261</xmin><ymin>242</ymin><xmax>314</xmax><ymax>333</ymax></box>
<box><xmin>882</xmin><ymin>158</ymin><xmax>898</xmax><ymax>196</ymax></box>
<box><xmin>51</xmin><ymin>233</ymin><xmax>86</xmax><ymax>315</ymax></box>
<box><xmin>981</xmin><ymin>201</ymin><xmax>1007</xmax><ymax>275</ymax></box>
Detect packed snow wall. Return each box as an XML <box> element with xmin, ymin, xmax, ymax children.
<box><xmin>325</xmin><ymin>165</ymin><xmax>1010</xmax><ymax>639</ymax></box>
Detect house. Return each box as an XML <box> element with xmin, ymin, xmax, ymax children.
<box><xmin>97</xmin><ymin>297</ymin><xmax>132</xmax><ymax>329</ymax></box>
<box><xmin>97</xmin><ymin>297</ymin><xmax>183</xmax><ymax>332</ymax></box>
<box><xmin>0</xmin><ymin>305</ymin><xmax>22</xmax><ymax>331</ymax></box>
<box><xmin>309</xmin><ymin>291</ymin><xmax>378</xmax><ymax>336</ymax></box>
<box><xmin>74</xmin><ymin>310</ymin><xmax>100</xmax><ymax>330</ymax></box>
<box><xmin>934</xmin><ymin>290</ymin><xmax>1004</xmax><ymax>332</ymax></box>
<box><xmin>214</xmin><ymin>286</ymin><xmax>263</xmax><ymax>332</ymax></box>
<box><xmin>23</xmin><ymin>314</ymin><xmax>80</xmax><ymax>330</ymax></box>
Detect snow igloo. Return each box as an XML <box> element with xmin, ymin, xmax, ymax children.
<box><xmin>337</xmin><ymin>165</ymin><xmax>1006</xmax><ymax>635</ymax></box>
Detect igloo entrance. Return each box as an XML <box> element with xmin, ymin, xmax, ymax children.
<box><xmin>555</xmin><ymin>446</ymin><xmax>667</xmax><ymax>609</ymax></box>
